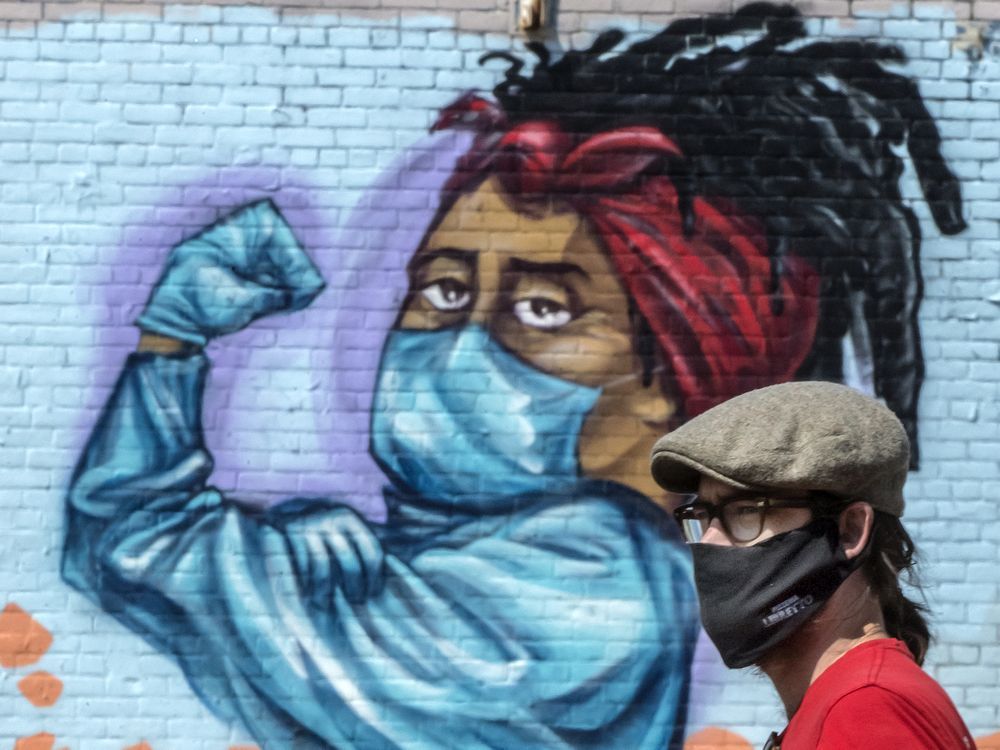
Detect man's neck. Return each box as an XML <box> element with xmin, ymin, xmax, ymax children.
<box><xmin>757</xmin><ymin>572</ymin><xmax>888</xmax><ymax>718</ymax></box>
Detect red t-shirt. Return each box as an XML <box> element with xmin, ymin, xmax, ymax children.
<box><xmin>777</xmin><ymin>639</ymin><xmax>975</xmax><ymax>750</ymax></box>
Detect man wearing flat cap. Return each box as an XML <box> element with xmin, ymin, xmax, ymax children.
<box><xmin>651</xmin><ymin>381</ymin><xmax>974</xmax><ymax>749</ymax></box>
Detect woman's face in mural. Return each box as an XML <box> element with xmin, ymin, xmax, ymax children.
<box><xmin>397</xmin><ymin>176</ymin><xmax>674</xmax><ymax>502</ymax></box>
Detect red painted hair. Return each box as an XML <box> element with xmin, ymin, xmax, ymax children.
<box><xmin>433</xmin><ymin>94</ymin><xmax>820</xmax><ymax>419</ymax></box>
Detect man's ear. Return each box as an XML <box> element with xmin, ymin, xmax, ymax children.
<box><xmin>839</xmin><ymin>502</ymin><xmax>875</xmax><ymax>560</ymax></box>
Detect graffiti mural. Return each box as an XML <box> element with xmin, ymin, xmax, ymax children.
<box><xmin>39</xmin><ymin>2</ymin><xmax>986</xmax><ymax>748</ymax></box>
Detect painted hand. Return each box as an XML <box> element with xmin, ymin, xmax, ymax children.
<box><xmin>136</xmin><ymin>199</ymin><xmax>325</xmax><ymax>346</ymax></box>
<box><xmin>282</xmin><ymin>506</ymin><xmax>385</xmax><ymax>606</ymax></box>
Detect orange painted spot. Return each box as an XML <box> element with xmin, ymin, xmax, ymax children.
<box><xmin>978</xmin><ymin>733</ymin><xmax>1000</xmax><ymax>750</ymax></box>
<box><xmin>18</xmin><ymin>670</ymin><xmax>64</xmax><ymax>707</ymax></box>
<box><xmin>685</xmin><ymin>727</ymin><xmax>754</xmax><ymax>750</ymax></box>
<box><xmin>125</xmin><ymin>742</ymin><xmax>154</xmax><ymax>750</ymax></box>
<box><xmin>13</xmin><ymin>733</ymin><xmax>56</xmax><ymax>750</ymax></box>
<box><xmin>0</xmin><ymin>603</ymin><xmax>53</xmax><ymax>668</ymax></box>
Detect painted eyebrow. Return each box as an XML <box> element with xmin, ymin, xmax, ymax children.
<box><xmin>409</xmin><ymin>247</ymin><xmax>477</xmax><ymax>274</ymax></box>
<box><xmin>507</xmin><ymin>258</ymin><xmax>590</xmax><ymax>279</ymax></box>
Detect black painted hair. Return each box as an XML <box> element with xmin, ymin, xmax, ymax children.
<box><xmin>481</xmin><ymin>2</ymin><xmax>966</xmax><ymax>464</ymax></box>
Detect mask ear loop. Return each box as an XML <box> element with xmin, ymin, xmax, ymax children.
<box><xmin>845</xmin><ymin>525</ymin><xmax>875</xmax><ymax>572</ymax></box>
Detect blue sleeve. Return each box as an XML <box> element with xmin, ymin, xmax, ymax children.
<box><xmin>63</xmin><ymin>353</ymin><xmax>696</xmax><ymax>749</ymax></box>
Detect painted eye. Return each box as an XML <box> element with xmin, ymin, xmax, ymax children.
<box><xmin>513</xmin><ymin>298</ymin><xmax>573</xmax><ymax>329</ymax></box>
<box><xmin>420</xmin><ymin>279</ymin><xmax>471</xmax><ymax>312</ymax></box>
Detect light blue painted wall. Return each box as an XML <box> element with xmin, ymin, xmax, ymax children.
<box><xmin>0</xmin><ymin>4</ymin><xmax>998</xmax><ymax>747</ymax></box>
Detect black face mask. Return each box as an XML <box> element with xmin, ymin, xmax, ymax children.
<box><xmin>690</xmin><ymin>517</ymin><xmax>869</xmax><ymax>669</ymax></box>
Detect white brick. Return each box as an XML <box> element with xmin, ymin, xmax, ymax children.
<box><xmin>0</xmin><ymin>6</ymin><xmax>998</xmax><ymax>747</ymax></box>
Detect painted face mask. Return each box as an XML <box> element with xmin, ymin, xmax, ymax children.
<box><xmin>690</xmin><ymin>517</ymin><xmax>870</xmax><ymax>669</ymax></box>
<box><xmin>370</xmin><ymin>325</ymin><xmax>601</xmax><ymax>507</ymax></box>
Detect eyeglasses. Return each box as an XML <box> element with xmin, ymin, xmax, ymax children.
<box><xmin>673</xmin><ymin>493</ymin><xmax>847</xmax><ymax>544</ymax></box>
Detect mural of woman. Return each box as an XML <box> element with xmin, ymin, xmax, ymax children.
<box><xmin>62</xmin><ymin>4</ymin><xmax>963</xmax><ymax>749</ymax></box>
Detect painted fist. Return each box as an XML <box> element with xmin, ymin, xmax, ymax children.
<box><xmin>136</xmin><ymin>199</ymin><xmax>325</xmax><ymax>346</ymax></box>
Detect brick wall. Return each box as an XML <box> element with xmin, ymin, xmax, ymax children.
<box><xmin>1</xmin><ymin>2</ymin><xmax>998</xmax><ymax>748</ymax></box>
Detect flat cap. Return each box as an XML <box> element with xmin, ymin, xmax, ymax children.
<box><xmin>650</xmin><ymin>381</ymin><xmax>909</xmax><ymax>516</ymax></box>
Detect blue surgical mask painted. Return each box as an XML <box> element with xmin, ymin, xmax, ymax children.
<box><xmin>371</xmin><ymin>325</ymin><xmax>601</xmax><ymax>506</ymax></box>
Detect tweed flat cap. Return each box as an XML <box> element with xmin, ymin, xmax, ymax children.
<box><xmin>650</xmin><ymin>381</ymin><xmax>909</xmax><ymax>516</ymax></box>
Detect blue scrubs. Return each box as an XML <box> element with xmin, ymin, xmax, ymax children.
<box><xmin>63</xmin><ymin>351</ymin><xmax>698</xmax><ymax>749</ymax></box>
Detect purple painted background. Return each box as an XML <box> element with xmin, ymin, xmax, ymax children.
<box><xmin>88</xmin><ymin>129</ymin><xmax>474</xmax><ymax>518</ymax></box>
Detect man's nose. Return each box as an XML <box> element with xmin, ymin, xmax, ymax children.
<box><xmin>699</xmin><ymin>520</ymin><xmax>732</xmax><ymax>546</ymax></box>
